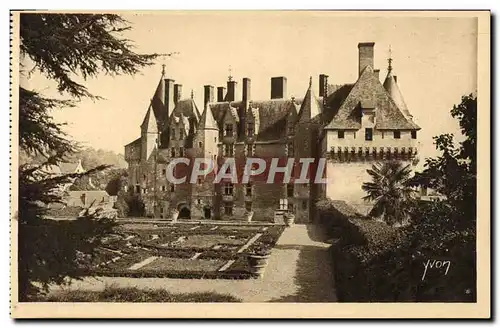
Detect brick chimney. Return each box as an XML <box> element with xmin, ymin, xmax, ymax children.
<box><xmin>358</xmin><ymin>42</ymin><xmax>375</xmax><ymax>77</ymax></box>
<box><xmin>226</xmin><ymin>79</ymin><xmax>238</xmax><ymax>102</ymax></box>
<box><xmin>174</xmin><ymin>84</ymin><xmax>182</xmax><ymax>104</ymax></box>
<box><xmin>242</xmin><ymin>78</ymin><xmax>251</xmax><ymax>103</ymax></box>
<box><xmin>271</xmin><ymin>76</ymin><xmax>287</xmax><ymax>99</ymax></box>
<box><xmin>217</xmin><ymin>86</ymin><xmax>226</xmax><ymax>102</ymax></box>
<box><xmin>204</xmin><ymin>85</ymin><xmax>215</xmax><ymax>109</ymax></box>
<box><xmin>164</xmin><ymin>79</ymin><xmax>175</xmax><ymax>116</ymax></box>
<box><xmin>319</xmin><ymin>74</ymin><xmax>329</xmax><ymax>98</ymax></box>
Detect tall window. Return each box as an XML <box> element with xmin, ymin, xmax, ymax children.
<box><xmin>338</xmin><ymin>130</ymin><xmax>345</xmax><ymax>139</ymax></box>
<box><xmin>162</xmin><ymin>168</ymin><xmax>167</xmax><ymax>176</ymax></box>
<box><xmin>171</xmin><ymin>147</ymin><xmax>176</xmax><ymax>157</ymax></box>
<box><xmin>245</xmin><ymin>201</ymin><xmax>252</xmax><ymax>212</ymax></box>
<box><xmin>179</xmin><ymin>147</ymin><xmax>184</xmax><ymax>157</ymax></box>
<box><xmin>288</xmin><ymin>124</ymin><xmax>295</xmax><ymax>135</ymax></box>
<box><xmin>197</xmin><ymin>177</ymin><xmax>203</xmax><ymax>185</ymax></box>
<box><xmin>225</xmin><ymin>124</ymin><xmax>233</xmax><ymax>137</ymax></box>
<box><xmin>224</xmin><ymin>202</ymin><xmax>233</xmax><ymax>215</ymax></box>
<box><xmin>287</xmin><ymin>184</ymin><xmax>294</xmax><ymax>198</ymax></box>
<box><xmin>246</xmin><ymin>144</ymin><xmax>253</xmax><ymax>156</ymax></box>
<box><xmin>411</xmin><ymin>131</ymin><xmax>417</xmax><ymax>139</ymax></box>
<box><xmin>246</xmin><ymin>183</ymin><xmax>252</xmax><ymax>196</ymax></box>
<box><xmin>288</xmin><ymin>142</ymin><xmax>294</xmax><ymax>157</ymax></box>
<box><xmin>224</xmin><ymin>183</ymin><xmax>234</xmax><ymax>195</ymax></box>
<box><xmin>394</xmin><ymin>131</ymin><xmax>401</xmax><ymax>139</ymax></box>
<box><xmin>171</xmin><ymin>129</ymin><xmax>176</xmax><ymax>140</ymax></box>
<box><xmin>365</xmin><ymin>128</ymin><xmax>373</xmax><ymax>141</ymax></box>
<box><xmin>179</xmin><ymin>129</ymin><xmax>184</xmax><ymax>139</ymax></box>
<box><xmin>279</xmin><ymin>199</ymin><xmax>288</xmax><ymax>210</ymax></box>
<box><xmin>247</xmin><ymin>122</ymin><xmax>254</xmax><ymax>137</ymax></box>
<box><xmin>170</xmin><ymin>184</ymin><xmax>175</xmax><ymax>192</ymax></box>
<box><xmin>161</xmin><ymin>185</ymin><xmax>166</xmax><ymax>192</ymax></box>
<box><xmin>224</xmin><ymin>143</ymin><xmax>234</xmax><ymax>157</ymax></box>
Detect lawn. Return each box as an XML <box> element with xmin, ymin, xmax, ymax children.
<box><xmin>43</xmin><ymin>286</ymin><xmax>242</xmax><ymax>302</ymax></box>
<box><xmin>88</xmin><ymin>222</ymin><xmax>285</xmax><ymax>279</ymax></box>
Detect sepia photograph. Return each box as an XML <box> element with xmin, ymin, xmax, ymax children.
<box><xmin>9</xmin><ymin>10</ymin><xmax>490</xmax><ymax>318</ymax></box>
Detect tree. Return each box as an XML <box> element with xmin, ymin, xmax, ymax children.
<box><xmin>18</xmin><ymin>13</ymin><xmax>160</xmax><ymax>300</ymax></box>
<box><xmin>362</xmin><ymin>161</ymin><xmax>416</xmax><ymax>225</ymax></box>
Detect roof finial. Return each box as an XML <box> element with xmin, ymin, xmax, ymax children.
<box><xmin>161</xmin><ymin>63</ymin><xmax>166</xmax><ymax>77</ymax></box>
<box><xmin>228</xmin><ymin>65</ymin><xmax>233</xmax><ymax>82</ymax></box>
<box><xmin>388</xmin><ymin>45</ymin><xmax>393</xmax><ymax>73</ymax></box>
<box><xmin>191</xmin><ymin>89</ymin><xmax>194</xmax><ymax>99</ymax></box>
<box><xmin>309</xmin><ymin>76</ymin><xmax>312</xmax><ymax>88</ymax></box>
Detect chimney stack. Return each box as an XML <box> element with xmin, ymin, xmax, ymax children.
<box><xmin>242</xmin><ymin>78</ymin><xmax>251</xmax><ymax>103</ymax></box>
<box><xmin>358</xmin><ymin>42</ymin><xmax>375</xmax><ymax>77</ymax></box>
<box><xmin>204</xmin><ymin>85</ymin><xmax>215</xmax><ymax>109</ymax></box>
<box><xmin>217</xmin><ymin>86</ymin><xmax>226</xmax><ymax>102</ymax></box>
<box><xmin>374</xmin><ymin>69</ymin><xmax>380</xmax><ymax>80</ymax></box>
<box><xmin>226</xmin><ymin>80</ymin><xmax>238</xmax><ymax>102</ymax></box>
<box><xmin>174</xmin><ymin>84</ymin><xmax>182</xmax><ymax>104</ymax></box>
<box><xmin>164</xmin><ymin>79</ymin><xmax>175</xmax><ymax>116</ymax></box>
<box><xmin>271</xmin><ymin>76</ymin><xmax>287</xmax><ymax>99</ymax></box>
<box><xmin>319</xmin><ymin>74</ymin><xmax>329</xmax><ymax>98</ymax></box>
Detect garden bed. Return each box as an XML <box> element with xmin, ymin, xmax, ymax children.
<box><xmin>89</xmin><ymin>223</ymin><xmax>285</xmax><ymax>279</ymax></box>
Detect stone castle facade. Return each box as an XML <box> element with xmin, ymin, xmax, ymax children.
<box><xmin>124</xmin><ymin>42</ymin><xmax>420</xmax><ymax>222</ymax></box>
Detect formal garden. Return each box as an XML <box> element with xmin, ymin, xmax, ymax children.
<box><xmin>85</xmin><ymin>222</ymin><xmax>285</xmax><ymax>279</ymax></box>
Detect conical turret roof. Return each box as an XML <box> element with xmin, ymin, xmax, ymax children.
<box><xmin>298</xmin><ymin>77</ymin><xmax>322</xmax><ymax>122</ymax></box>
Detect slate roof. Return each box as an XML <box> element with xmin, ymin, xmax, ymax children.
<box><xmin>151</xmin><ymin>77</ymin><xmax>167</xmax><ymax>126</ymax></box>
<box><xmin>140</xmin><ymin>105</ymin><xmax>158</xmax><ymax>133</ymax></box>
<box><xmin>297</xmin><ymin>78</ymin><xmax>323</xmax><ymax>123</ymax></box>
<box><xmin>171</xmin><ymin>99</ymin><xmax>201</xmax><ymax>122</ymax></box>
<box><xmin>383</xmin><ymin>70</ymin><xmax>413</xmax><ymax>119</ymax></box>
<box><xmin>198</xmin><ymin>105</ymin><xmax>218</xmax><ymax>130</ymax></box>
<box><xmin>208</xmin><ymin>98</ymin><xmax>303</xmax><ymax>141</ymax></box>
<box><xmin>325</xmin><ymin>66</ymin><xmax>420</xmax><ymax>130</ymax></box>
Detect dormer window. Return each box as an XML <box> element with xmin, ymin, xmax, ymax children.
<box><xmin>225</xmin><ymin>124</ymin><xmax>233</xmax><ymax>137</ymax></box>
<box><xmin>247</xmin><ymin>122</ymin><xmax>254</xmax><ymax>137</ymax></box>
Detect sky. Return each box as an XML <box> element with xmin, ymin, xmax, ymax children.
<box><xmin>21</xmin><ymin>12</ymin><xmax>478</xmax><ymax>167</ymax></box>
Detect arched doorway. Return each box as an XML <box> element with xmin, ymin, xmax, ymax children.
<box><xmin>177</xmin><ymin>203</ymin><xmax>191</xmax><ymax>220</ymax></box>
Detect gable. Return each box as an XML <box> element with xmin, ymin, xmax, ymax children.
<box><xmin>325</xmin><ymin>66</ymin><xmax>420</xmax><ymax>130</ymax></box>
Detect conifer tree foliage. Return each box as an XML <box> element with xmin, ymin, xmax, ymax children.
<box><xmin>18</xmin><ymin>14</ymin><xmax>160</xmax><ymax>300</ymax></box>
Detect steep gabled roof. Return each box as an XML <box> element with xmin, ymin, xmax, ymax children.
<box><xmin>325</xmin><ymin>66</ymin><xmax>420</xmax><ymax>130</ymax></box>
<box><xmin>208</xmin><ymin>98</ymin><xmax>303</xmax><ymax>141</ymax></box>
<box><xmin>140</xmin><ymin>105</ymin><xmax>158</xmax><ymax>133</ymax></box>
<box><xmin>297</xmin><ymin>77</ymin><xmax>322</xmax><ymax>123</ymax></box>
<box><xmin>198</xmin><ymin>106</ymin><xmax>218</xmax><ymax>130</ymax></box>
<box><xmin>171</xmin><ymin>98</ymin><xmax>201</xmax><ymax>122</ymax></box>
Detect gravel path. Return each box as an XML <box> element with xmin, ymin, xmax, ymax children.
<box><xmin>51</xmin><ymin>224</ymin><xmax>337</xmax><ymax>302</ymax></box>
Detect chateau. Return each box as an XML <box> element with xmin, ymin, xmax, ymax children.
<box><xmin>124</xmin><ymin>42</ymin><xmax>420</xmax><ymax>223</ymax></box>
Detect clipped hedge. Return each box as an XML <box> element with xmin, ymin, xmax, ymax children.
<box><xmin>319</xmin><ymin>198</ymin><xmax>476</xmax><ymax>302</ymax></box>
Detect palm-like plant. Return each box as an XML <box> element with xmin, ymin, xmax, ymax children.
<box><xmin>362</xmin><ymin>161</ymin><xmax>416</xmax><ymax>226</ymax></box>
